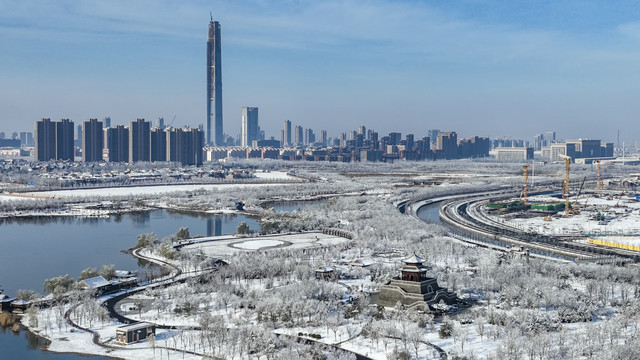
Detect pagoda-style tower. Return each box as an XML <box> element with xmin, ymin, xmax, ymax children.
<box><xmin>377</xmin><ymin>255</ymin><xmax>458</xmax><ymax>311</ymax></box>
<box><xmin>400</xmin><ymin>255</ymin><xmax>429</xmax><ymax>282</ymax></box>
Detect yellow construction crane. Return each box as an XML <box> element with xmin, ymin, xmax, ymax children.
<box><xmin>559</xmin><ymin>155</ymin><xmax>571</xmax><ymax>217</ymax></box>
<box><xmin>596</xmin><ymin>161</ymin><xmax>602</xmax><ymax>194</ymax></box>
<box><xmin>523</xmin><ymin>164</ymin><xmax>529</xmax><ymax>206</ymax></box>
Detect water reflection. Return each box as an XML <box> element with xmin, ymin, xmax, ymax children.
<box><xmin>0</xmin><ymin>210</ymin><xmax>258</xmax><ymax>296</ymax></box>
<box><xmin>207</xmin><ymin>217</ymin><xmax>222</xmax><ymax>236</ymax></box>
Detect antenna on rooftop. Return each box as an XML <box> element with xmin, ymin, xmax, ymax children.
<box><xmin>210</xmin><ymin>12</ymin><xmax>213</xmax><ymax>22</ymax></box>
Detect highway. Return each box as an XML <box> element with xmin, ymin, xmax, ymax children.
<box><xmin>406</xmin><ymin>189</ymin><xmax>640</xmax><ymax>265</ymax></box>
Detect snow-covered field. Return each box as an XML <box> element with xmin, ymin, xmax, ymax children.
<box><xmin>0</xmin><ymin>194</ymin><xmax>30</xmax><ymax>202</ymax></box>
<box><xmin>254</xmin><ymin>171</ymin><xmax>295</xmax><ymax>180</ymax></box>
<box><xmin>27</xmin><ymin>183</ymin><xmax>287</xmax><ymax>198</ymax></box>
<box><xmin>232</xmin><ymin>239</ymin><xmax>284</xmax><ymax>250</ymax></box>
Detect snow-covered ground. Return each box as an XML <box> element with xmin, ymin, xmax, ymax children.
<box><xmin>232</xmin><ymin>239</ymin><xmax>284</xmax><ymax>250</ymax></box>
<box><xmin>254</xmin><ymin>171</ymin><xmax>295</xmax><ymax>180</ymax></box>
<box><xmin>27</xmin><ymin>183</ymin><xmax>287</xmax><ymax>198</ymax></box>
<box><xmin>182</xmin><ymin>232</ymin><xmax>349</xmax><ymax>258</ymax></box>
<box><xmin>496</xmin><ymin>194</ymin><xmax>640</xmax><ymax>236</ymax></box>
<box><xmin>0</xmin><ymin>194</ymin><xmax>31</xmax><ymax>202</ymax></box>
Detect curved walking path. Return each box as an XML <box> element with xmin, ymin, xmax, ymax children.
<box><xmin>63</xmin><ymin>242</ymin><xmax>373</xmax><ymax>360</ymax></box>
<box><xmin>61</xmin><ymin>246</ymin><xmax>210</xmax><ymax>357</ymax></box>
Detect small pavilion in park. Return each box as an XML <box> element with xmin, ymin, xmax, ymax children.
<box><xmin>376</xmin><ymin>255</ymin><xmax>458</xmax><ymax>311</ymax></box>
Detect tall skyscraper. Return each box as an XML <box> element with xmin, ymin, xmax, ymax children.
<box><xmin>283</xmin><ymin>120</ymin><xmax>292</xmax><ymax>147</ymax></box>
<box><xmin>56</xmin><ymin>119</ymin><xmax>75</xmax><ymax>161</ymax></box>
<box><xmin>35</xmin><ymin>118</ymin><xmax>56</xmax><ymax>161</ymax></box>
<box><xmin>207</xmin><ymin>16</ymin><xmax>223</xmax><ymax>146</ymax></box>
<box><xmin>241</xmin><ymin>107</ymin><xmax>258</xmax><ymax>147</ymax></box>
<box><xmin>129</xmin><ymin>118</ymin><xmax>151</xmax><ymax>163</ymax></box>
<box><xmin>82</xmin><ymin>118</ymin><xmax>104</xmax><ymax>162</ymax></box>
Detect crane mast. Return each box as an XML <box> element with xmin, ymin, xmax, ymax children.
<box><xmin>596</xmin><ymin>161</ymin><xmax>602</xmax><ymax>194</ymax></box>
<box><xmin>523</xmin><ymin>164</ymin><xmax>529</xmax><ymax>206</ymax></box>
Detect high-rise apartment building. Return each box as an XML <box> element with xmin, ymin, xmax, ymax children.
<box><xmin>166</xmin><ymin>128</ymin><xmax>204</xmax><ymax>166</ymax></box>
<box><xmin>294</xmin><ymin>126</ymin><xmax>304</xmax><ymax>147</ymax></box>
<box><xmin>76</xmin><ymin>124</ymin><xmax>83</xmax><ymax>147</ymax></box>
<box><xmin>305</xmin><ymin>128</ymin><xmax>315</xmax><ymax>146</ymax></box>
<box><xmin>428</xmin><ymin>129</ymin><xmax>440</xmax><ymax>145</ymax></box>
<box><xmin>129</xmin><ymin>118</ymin><xmax>150</xmax><ymax>163</ymax></box>
<box><xmin>389</xmin><ymin>132</ymin><xmax>402</xmax><ymax>146</ymax></box>
<box><xmin>19</xmin><ymin>132</ymin><xmax>34</xmax><ymax>146</ymax></box>
<box><xmin>107</xmin><ymin>125</ymin><xmax>129</xmax><ymax>162</ymax></box>
<box><xmin>241</xmin><ymin>107</ymin><xmax>258</xmax><ymax>147</ymax></box>
<box><xmin>405</xmin><ymin>134</ymin><xmax>415</xmax><ymax>151</ymax></box>
<box><xmin>82</xmin><ymin>118</ymin><xmax>104</xmax><ymax>162</ymax></box>
<box><xmin>320</xmin><ymin>130</ymin><xmax>327</xmax><ymax>147</ymax></box>
<box><xmin>35</xmin><ymin>118</ymin><xmax>56</xmax><ymax>161</ymax></box>
<box><xmin>207</xmin><ymin>17</ymin><xmax>223</xmax><ymax>146</ymax></box>
<box><xmin>283</xmin><ymin>120</ymin><xmax>292</xmax><ymax>147</ymax></box>
<box><xmin>151</xmin><ymin>127</ymin><xmax>167</xmax><ymax>162</ymax></box>
<box><xmin>56</xmin><ymin>119</ymin><xmax>75</xmax><ymax>161</ymax></box>
<box><xmin>436</xmin><ymin>131</ymin><xmax>458</xmax><ymax>159</ymax></box>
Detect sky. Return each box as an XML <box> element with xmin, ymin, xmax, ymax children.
<box><xmin>1</xmin><ymin>0</ymin><xmax>640</xmax><ymax>144</ymax></box>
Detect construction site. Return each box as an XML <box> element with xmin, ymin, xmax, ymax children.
<box><xmin>483</xmin><ymin>158</ymin><xmax>640</xmax><ymax>253</ymax></box>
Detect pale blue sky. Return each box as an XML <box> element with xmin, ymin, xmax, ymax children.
<box><xmin>1</xmin><ymin>0</ymin><xmax>640</xmax><ymax>144</ymax></box>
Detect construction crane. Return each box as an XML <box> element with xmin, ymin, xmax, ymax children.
<box><xmin>559</xmin><ymin>155</ymin><xmax>572</xmax><ymax>217</ymax></box>
<box><xmin>572</xmin><ymin>176</ymin><xmax>587</xmax><ymax>213</ymax></box>
<box><xmin>523</xmin><ymin>164</ymin><xmax>530</xmax><ymax>206</ymax></box>
<box><xmin>596</xmin><ymin>161</ymin><xmax>602</xmax><ymax>194</ymax></box>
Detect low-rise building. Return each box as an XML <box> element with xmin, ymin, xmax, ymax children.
<box><xmin>116</xmin><ymin>322</ymin><xmax>156</xmax><ymax>344</ymax></box>
<box><xmin>490</xmin><ymin>147</ymin><xmax>534</xmax><ymax>162</ymax></box>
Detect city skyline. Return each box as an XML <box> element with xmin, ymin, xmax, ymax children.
<box><xmin>2</xmin><ymin>1</ymin><xmax>640</xmax><ymax>144</ymax></box>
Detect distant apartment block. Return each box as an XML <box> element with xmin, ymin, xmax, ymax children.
<box><xmin>240</xmin><ymin>107</ymin><xmax>258</xmax><ymax>147</ymax></box>
<box><xmin>150</xmin><ymin>127</ymin><xmax>167</xmax><ymax>162</ymax></box>
<box><xmin>82</xmin><ymin>118</ymin><xmax>104</xmax><ymax>162</ymax></box>
<box><xmin>56</xmin><ymin>119</ymin><xmax>75</xmax><ymax>161</ymax></box>
<box><xmin>542</xmin><ymin>138</ymin><xmax>613</xmax><ymax>162</ymax></box>
<box><xmin>35</xmin><ymin>118</ymin><xmax>74</xmax><ymax>161</ymax></box>
<box><xmin>166</xmin><ymin>127</ymin><xmax>204</xmax><ymax>166</ymax></box>
<box><xmin>436</xmin><ymin>131</ymin><xmax>458</xmax><ymax>159</ymax></box>
<box><xmin>129</xmin><ymin>118</ymin><xmax>151</xmax><ymax>163</ymax></box>
<box><xmin>107</xmin><ymin>125</ymin><xmax>129</xmax><ymax>162</ymax></box>
<box><xmin>294</xmin><ymin>126</ymin><xmax>303</xmax><ymax>147</ymax></box>
<box><xmin>490</xmin><ymin>147</ymin><xmax>534</xmax><ymax>162</ymax></box>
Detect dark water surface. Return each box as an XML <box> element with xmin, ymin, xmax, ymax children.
<box><xmin>0</xmin><ymin>210</ymin><xmax>257</xmax><ymax>296</ymax></box>
<box><xmin>416</xmin><ymin>201</ymin><xmax>443</xmax><ymax>223</ymax></box>
<box><xmin>0</xmin><ymin>326</ymin><xmax>112</xmax><ymax>360</ymax></box>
